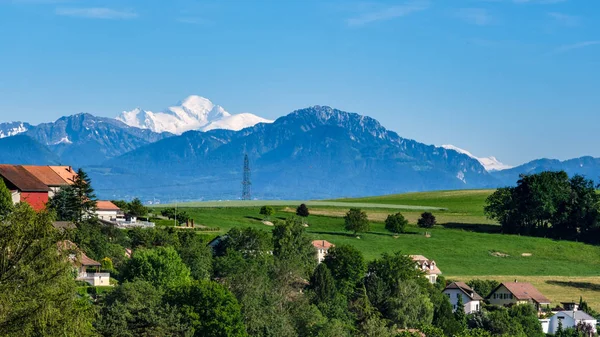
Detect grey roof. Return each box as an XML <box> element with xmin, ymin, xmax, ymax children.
<box><xmin>443</xmin><ymin>282</ymin><xmax>484</xmax><ymax>301</ymax></box>
<box><xmin>556</xmin><ymin>311</ymin><xmax>596</xmax><ymax>321</ymax></box>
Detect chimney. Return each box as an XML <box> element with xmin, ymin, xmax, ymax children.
<box><xmin>68</xmin><ymin>166</ymin><xmax>72</xmax><ymax>173</ymax></box>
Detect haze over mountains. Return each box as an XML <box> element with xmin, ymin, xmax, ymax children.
<box><xmin>1</xmin><ymin>96</ymin><xmax>599</xmax><ymax>201</ymax></box>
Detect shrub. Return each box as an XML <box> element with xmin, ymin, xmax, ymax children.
<box><xmin>385</xmin><ymin>212</ymin><xmax>408</xmax><ymax>234</ymax></box>
<box><xmin>418</xmin><ymin>212</ymin><xmax>436</xmax><ymax>228</ymax></box>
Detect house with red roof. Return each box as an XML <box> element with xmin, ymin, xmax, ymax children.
<box><xmin>22</xmin><ymin>165</ymin><xmax>71</xmax><ymax>197</ymax></box>
<box><xmin>487</xmin><ymin>281</ymin><xmax>550</xmax><ymax>311</ymax></box>
<box><xmin>312</xmin><ymin>240</ymin><xmax>334</xmax><ymax>263</ymax></box>
<box><xmin>96</xmin><ymin>200</ymin><xmax>122</xmax><ymax>222</ymax></box>
<box><xmin>0</xmin><ymin>164</ymin><xmax>50</xmax><ymax>211</ymax></box>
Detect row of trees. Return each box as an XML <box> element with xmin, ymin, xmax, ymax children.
<box><xmin>485</xmin><ymin>171</ymin><xmax>600</xmax><ymax>243</ymax></box>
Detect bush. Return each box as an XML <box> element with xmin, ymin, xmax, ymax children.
<box><xmin>259</xmin><ymin>206</ymin><xmax>275</xmax><ymax>219</ymax></box>
<box><xmin>385</xmin><ymin>212</ymin><xmax>408</xmax><ymax>234</ymax></box>
<box><xmin>418</xmin><ymin>212</ymin><xmax>436</xmax><ymax>228</ymax></box>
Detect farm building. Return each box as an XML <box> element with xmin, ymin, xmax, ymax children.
<box><xmin>0</xmin><ymin>164</ymin><xmax>50</xmax><ymax>211</ymax></box>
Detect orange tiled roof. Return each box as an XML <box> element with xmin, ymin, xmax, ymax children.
<box><xmin>49</xmin><ymin>166</ymin><xmax>77</xmax><ymax>185</ymax></box>
<box><xmin>411</xmin><ymin>255</ymin><xmax>442</xmax><ymax>275</ymax></box>
<box><xmin>312</xmin><ymin>240</ymin><xmax>334</xmax><ymax>250</ymax></box>
<box><xmin>0</xmin><ymin>165</ymin><xmax>49</xmax><ymax>192</ymax></box>
<box><xmin>96</xmin><ymin>200</ymin><xmax>121</xmax><ymax>211</ymax></box>
<box><xmin>22</xmin><ymin>165</ymin><xmax>70</xmax><ymax>186</ymax></box>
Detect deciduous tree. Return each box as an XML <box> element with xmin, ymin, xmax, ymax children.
<box><xmin>385</xmin><ymin>212</ymin><xmax>408</xmax><ymax>234</ymax></box>
<box><xmin>344</xmin><ymin>208</ymin><xmax>370</xmax><ymax>235</ymax></box>
<box><xmin>122</xmin><ymin>246</ymin><xmax>192</xmax><ymax>289</ymax></box>
<box><xmin>259</xmin><ymin>205</ymin><xmax>275</xmax><ymax>220</ymax></box>
<box><xmin>0</xmin><ymin>179</ymin><xmax>13</xmax><ymax>218</ymax></box>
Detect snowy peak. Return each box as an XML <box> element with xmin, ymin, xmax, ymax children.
<box><xmin>0</xmin><ymin>122</ymin><xmax>31</xmax><ymax>138</ymax></box>
<box><xmin>116</xmin><ymin>95</ymin><xmax>272</xmax><ymax>134</ymax></box>
<box><xmin>442</xmin><ymin>144</ymin><xmax>512</xmax><ymax>172</ymax></box>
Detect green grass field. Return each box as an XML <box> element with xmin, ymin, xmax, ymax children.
<box><xmin>151</xmin><ymin>189</ymin><xmax>600</xmax><ymax>309</ymax></box>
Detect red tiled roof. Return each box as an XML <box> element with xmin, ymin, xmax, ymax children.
<box><xmin>312</xmin><ymin>240</ymin><xmax>334</xmax><ymax>250</ymax></box>
<box><xmin>96</xmin><ymin>200</ymin><xmax>121</xmax><ymax>211</ymax></box>
<box><xmin>0</xmin><ymin>165</ymin><xmax>50</xmax><ymax>192</ymax></box>
<box><xmin>490</xmin><ymin>282</ymin><xmax>550</xmax><ymax>304</ymax></box>
<box><xmin>49</xmin><ymin>166</ymin><xmax>77</xmax><ymax>185</ymax></box>
<box><xmin>22</xmin><ymin>165</ymin><xmax>70</xmax><ymax>186</ymax></box>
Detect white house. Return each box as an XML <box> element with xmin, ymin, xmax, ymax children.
<box><xmin>487</xmin><ymin>282</ymin><xmax>550</xmax><ymax>312</ymax></box>
<box><xmin>58</xmin><ymin>240</ymin><xmax>111</xmax><ymax>287</ymax></box>
<box><xmin>443</xmin><ymin>282</ymin><xmax>483</xmax><ymax>314</ymax></box>
<box><xmin>95</xmin><ymin>200</ymin><xmax>122</xmax><ymax>222</ymax></box>
<box><xmin>410</xmin><ymin>255</ymin><xmax>442</xmax><ymax>284</ymax></box>
<box><xmin>312</xmin><ymin>240</ymin><xmax>334</xmax><ymax>263</ymax></box>
<box><xmin>546</xmin><ymin>311</ymin><xmax>598</xmax><ymax>335</ymax></box>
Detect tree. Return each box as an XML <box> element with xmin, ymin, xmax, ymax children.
<box><xmin>310</xmin><ymin>263</ymin><xmax>337</xmax><ymax>304</ymax></box>
<box><xmin>296</xmin><ymin>203</ymin><xmax>310</xmax><ymax>218</ymax></box>
<box><xmin>385</xmin><ymin>212</ymin><xmax>408</xmax><ymax>234</ymax></box>
<box><xmin>384</xmin><ymin>279</ymin><xmax>433</xmax><ymax>328</ymax></box>
<box><xmin>176</xmin><ymin>230</ymin><xmax>213</xmax><ymax>280</ymax></box>
<box><xmin>71</xmin><ymin>168</ymin><xmax>97</xmax><ymax>223</ymax></box>
<box><xmin>417</xmin><ymin>212</ymin><xmax>436</xmax><ymax>228</ymax></box>
<box><xmin>0</xmin><ymin>179</ymin><xmax>13</xmax><ymax>219</ymax></box>
<box><xmin>111</xmin><ymin>200</ymin><xmax>129</xmax><ymax>213</ymax></box>
<box><xmin>47</xmin><ymin>185</ymin><xmax>78</xmax><ymax>222</ymax></box>
<box><xmin>323</xmin><ymin>244</ymin><xmax>366</xmax><ymax>297</ymax></box>
<box><xmin>344</xmin><ymin>208</ymin><xmax>370</xmax><ymax>235</ymax></box>
<box><xmin>466</xmin><ymin>279</ymin><xmax>499</xmax><ymax>299</ymax></box>
<box><xmin>215</xmin><ymin>227</ymin><xmax>273</xmax><ymax>258</ymax></box>
<box><xmin>128</xmin><ymin>198</ymin><xmax>148</xmax><ymax>217</ymax></box>
<box><xmin>259</xmin><ymin>205</ymin><xmax>275</xmax><ymax>220</ymax></box>
<box><xmin>96</xmin><ymin>280</ymin><xmax>189</xmax><ymax>336</ymax></box>
<box><xmin>0</xmin><ymin>203</ymin><xmax>95</xmax><ymax>336</ymax></box>
<box><xmin>454</xmin><ymin>295</ymin><xmax>467</xmax><ymax>330</ymax></box>
<box><xmin>272</xmin><ymin>217</ymin><xmax>317</xmax><ymax>286</ymax></box>
<box><xmin>122</xmin><ymin>246</ymin><xmax>192</xmax><ymax>289</ymax></box>
<box><xmin>167</xmin><ymin>280</ymin><xmax>248</xmax><ymax>337</ymax></box>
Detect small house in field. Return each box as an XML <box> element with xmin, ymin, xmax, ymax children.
<box><xmin>486</xmin><ymin>282</ymin><xmax>550</xmax><ymax>311</ymax></box>
<box><xmin>0</xmin><ymin>164</ymin><xmax>50</xmax><ymax>211</ymax></box>
<box><xmin>546</xmin><ymin>310</ymin><xmax>597</xmax><ymax>335</ymax></box>
<box><xmin>312</xmin><ymin>240</ymin><xmax>334</xmax><ymax>263</ymax></box>
<box><xmin>58</xmin><ymin>240</ymin><xmax>110</xmax><ymax>287</ymax></box>
<box><xmin>410</xmin><ymin>255</ymin><xmax>442</xmax><ymax>284</ymax></box>
<box><xmin>443</xmin><ymin>282</ymin><xmax>483</xmax><ymax>314</ymax></box>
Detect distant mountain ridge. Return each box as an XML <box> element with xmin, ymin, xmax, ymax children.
<box><xmin>116</xmin><ymin>95</ymin><xmax>273</xmax><ymax>134</ymax></box>
<box><xmin>0</xmin><ymin>122</ymin><xmax>32</xmax><ymax>138</ymax></box>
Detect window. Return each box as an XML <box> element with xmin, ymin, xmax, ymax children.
<box><xmin>476</xmin><ymin>304</ymin><xmax>479</xmax><ymax>311</ymax></box>
<box><xmin>447</xmin><ymin>294</ymin><xmax>450</xmax><ymax>298</ymax></box>
<box><xmin>510</xmin><ymin>294</ymin><xmax>513</xmax><ymax>299</ymax></box>
<box><xmin>456</xmin><ymin>293</ymin><xmax>460</xmax><ymax>299</ymax></box>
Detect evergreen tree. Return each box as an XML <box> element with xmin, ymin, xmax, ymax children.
<box><xmin>47</xmin><ymin>185</ymin><xmax>78</xmax><ymax>222</ymax></box>
<box><xmin>72</xmin><ymin>169</ymin><xmax>97</xmax><ymax>223</ymax></box>
<box><xmin>310</xmin><ymin>263</ymin><xmax>337</xmax><ymax>304</ymax></box>
<box><xmin>296</xmin><ymin>203</ymin><xmax>310</xmax><ymax>218</ymax></box>
<box><xmin>128</xmin><ymin>198</ymin><xmax>148</xmax><ymax>217</ymax></box>
<box><xmin>417</xmin><ymin>212</ymin><xmax>437</xmax><ymax>228</ymax></box>
<box><xmin>454</xmin><ymin>295</ymin><xmax>467</xmax><ymax>330</ymax></box>
<box><xmin>0</xmin><ymin>179</ymin><xmax>14</xmax><ymax>218</ymax></box>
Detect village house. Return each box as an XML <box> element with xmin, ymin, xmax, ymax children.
<box><xmin>443</xmin><ymin>282</ymin><xmax>483</xmax><ymax>314</ymax></box>
<box><xmin>312</xmin><ymin>240</ymin><xmax>334</xmax><ymax>263</ymax></box>
<box><xmin>0</xmin><ymin>164</ymin><xmax>50</xmax><ymax>211</ymax></box>
<box><xmin>486</xmin><ymin>281</ymin><xmax>550</xmax><ymax>311</ymax></box>
<box><xmin>410</xmin><ymin>255</ymin><xmax>441</xmax><ymax>284</ymax></box>
<box><xmin>22</xmin><ymin>165</ymin><xmax>71</xmax><ymax>197</ymax></box>
<box><xmin>545</xmin><ymin>310</ymin><xmax>598</xmax><ymax>335</ymax></box>
<box><xmin>96</xmin><ymin>201</ymin><xmax>122</xmax><ymax>222</ymax></box>
<box><xmin>58</xmin><ymin>240</ymin><xmax>111</xmax><ymax>287</ymax></box>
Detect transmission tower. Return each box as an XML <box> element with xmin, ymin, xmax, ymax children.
<box><xmin>242</xmin><ymin>154</ymin><xmax>252</xmax><ymax>200</ymax></box>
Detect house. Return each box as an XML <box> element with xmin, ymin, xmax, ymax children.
<box><xmin>0</xmin><ymin>164</ymin><xmax>50</xmax><ymax>211</ymax></box>
<box><xmin>22</xmin><ymin>165</ymin><xmax>70</xmax><ymax>197</ymax></box>
<box><xmin>312</xmin><ymin>240</ymin><xmax>334</xmax><ymax>263</ymax></box>
<box><xmin>546</xmin><ymin>311</ymin><xmax>598</xmax><ymax>335</ymax></box>
<box><xmin>58</xmin><ymin>240</ymin><xmax>110</xmax><ymax>287</ymax></box>
<box><xmin>486</xmin><ymin>282</ymin><xmax>550</xmax><ymax>311</ymax></box>
<box><xmin>96</xmin><ymin>200</ymin><xmax>122</xmax><ymax>222</ymax></box>
<box><xmin>443</xmin><ymin>282</ymin><xmax>484</xmax><ymax>314</ymax></box>
<box><xmin>411</xmin><ymin>255</ymin><xmax>442</xmax><ymax>284</ymax></box>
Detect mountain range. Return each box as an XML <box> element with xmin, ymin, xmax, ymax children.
<box><xmin>1</xmin><ymin>97</ymin><xmax>599</xmax><ymax>201</ymax></box>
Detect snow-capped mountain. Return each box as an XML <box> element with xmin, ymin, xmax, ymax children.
<box><xmin>116</xmin><ymin>95</ymin><xmax>273</xmax><ymax>134</ymax></box>
<box><xmin>441</xmin><ymin>144</ymin><xmax>512</xmax><ymax>172</ymax></box>
<box><xmin>0</xmin><ymin>122</ymin><xmax>31</xmax><ymax>138</ymax></box>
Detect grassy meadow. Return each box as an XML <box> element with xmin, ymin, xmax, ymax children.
<box><xmin>151</xmin><ymin>189</ymin><xmax>600</xmax><ymax>309</ymax></box>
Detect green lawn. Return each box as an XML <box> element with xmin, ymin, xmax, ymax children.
<box><xmin>151</xmin><ymin>188</ymin><xmax>600</xmax><ymax>309</ymax></box>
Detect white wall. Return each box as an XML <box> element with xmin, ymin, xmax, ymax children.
<box><xmin>549</xmin><ymin>314</ymin><xmax>576</xmax><ymax>334</ymax></box>
<box><xmin>96</xmin><ymin>210</ymin><xmax>118</xmax><ymax>221</ymax></box>
<box><xmin>316</xmin><ymin>248</ymin><xmax>328</xmax><ymax>263</ymax></box>
<box><xmin>11</xmin><ymin>191</ymin><xmax>20</xmax><ymax>204</ymax></box>
<box><xmin>443</xmin><ymin>289</ymin><xmax>481</xmax><ymax>314</ymax></box>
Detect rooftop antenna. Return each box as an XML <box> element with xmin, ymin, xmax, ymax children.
<box><xmin>242</xmin><ymin>154</ymin><xmax>252</xmax><ymax>200</ymax></box>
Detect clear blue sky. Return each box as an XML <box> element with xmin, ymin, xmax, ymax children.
<box><xmin>0</xmin><ymin>0</ymin><xmax>599</xmax><ymax>165</ymax></box>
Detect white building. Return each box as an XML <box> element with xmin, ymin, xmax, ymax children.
<box><xmin>410</xmin><ymin>255</ymin><xmax>442</xmax><ymax>284</ymax></box>
<box><xmin>95</xmin><ymin>200</ymin><xmax>122</xmax><ymax>222</ymax></box>
<box><xmin>443</xmin><ymin>282</ymin><xmax>483</xmax><ymax>314</ymax></box>
<box><xmin>58</xmin><ymin>240</ymin><xmax>111</xmax><ymax>287</ymax></box>
<box><xmin>312</xmin><ymin>240</ymin><xmax>334</xmax><ymax>263</ymax></box>
<box><xmin>546</xmin><ymin>311</ymin><xmax>597</xmax><ymax>335</ymax></box>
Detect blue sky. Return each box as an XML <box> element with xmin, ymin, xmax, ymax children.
<box><xmin>0</xmin><ymin>0</ymin><xmax>598</xmax><ymax>165</ymax></box>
